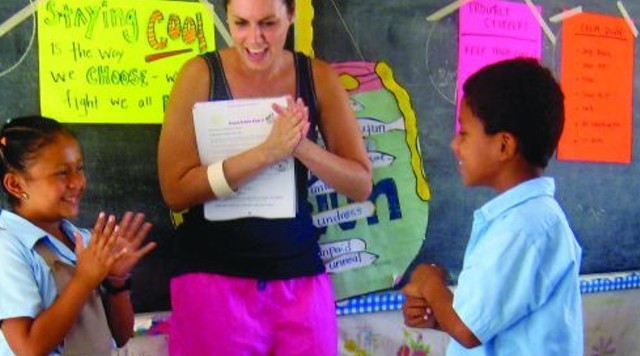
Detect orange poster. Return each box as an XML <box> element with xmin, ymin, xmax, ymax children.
<box><xmin>558</xmin><ymin>13</ymin><xmax>635</xmax><ymax>163</ymax></box>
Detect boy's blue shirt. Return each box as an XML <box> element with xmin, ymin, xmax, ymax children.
<box><xmin>448</xmin><ymin>177</ymin><xmax>583</xmax><ymax>356</ymax></box>
<box><xmin>0</xmin><ymin>210</ymin><xmax>91</xmax><ymax>356</ymax></box>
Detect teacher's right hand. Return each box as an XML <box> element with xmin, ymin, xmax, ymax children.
<box><xmin>262</xmin><ymin>97</ymin><xmax>310</xmax><ymax>162</ymax></box>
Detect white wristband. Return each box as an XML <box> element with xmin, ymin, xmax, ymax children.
<box><xmin>207</xmin><ymin>160</ymin><xmax>236</xmax><ymax>199</ymax></box>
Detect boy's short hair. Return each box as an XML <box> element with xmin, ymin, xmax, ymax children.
<box><xmin>463</xmin><ymin>57</ymin><xmax>564</xmax><ymax>168</ymax></box>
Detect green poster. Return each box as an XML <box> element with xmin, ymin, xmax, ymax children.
<box><xmin>310</xmin><ymin>61</ymin><xmax>431</xmax><ymax>300</ymax></box>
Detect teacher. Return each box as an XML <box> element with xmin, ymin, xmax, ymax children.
<box><xmin>157</xmin><ymin>0</ymin><xmax>372</xmax><ymax>355</ymax></box>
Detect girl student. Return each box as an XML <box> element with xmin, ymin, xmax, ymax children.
<box><xmin>0</xmin><ymin>115</ymin><xmax>156</xmax><ymax>355</ymax></box>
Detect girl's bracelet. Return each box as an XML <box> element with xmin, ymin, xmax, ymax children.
<box><xmin>106</xmin><ymin>273</ymin><xmax>131</xmax><ymax>282</ymax></box>
<box><xmin>102</xmin><ymin>275</ymin><xmax>132</xmax><ymax>295</ymax></box>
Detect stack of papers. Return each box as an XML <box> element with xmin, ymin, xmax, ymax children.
<box><xmin>192</xmin><ymin>97</ymin><xmax>297</xmax><ymax>220</ymax></box>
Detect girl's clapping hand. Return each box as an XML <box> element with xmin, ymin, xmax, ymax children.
<box><xmin>74</xmin><ymin>213</ymin><xmax>124</xmax><ymax>288</ymax></box>
<box><xmin>107</xmin><ymin>212</ymin><xmax>156</xmax><ymax>279</ymax></box>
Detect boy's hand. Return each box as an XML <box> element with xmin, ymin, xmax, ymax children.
<box><xmin>402</xmin><ymin>295</ymin><xmax>438</xmax><ymax>329</ymax></box>
<box><xmin>107</xmin><ymin>212</ymin><xmax>156</xmax><ymax>278</ymax></box>
<box><xmin>404</xmin><ymin>263</ymin><xmax>447</xmax><ymax>297</ymax></box>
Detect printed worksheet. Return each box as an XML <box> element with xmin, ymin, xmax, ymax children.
<box><xmin>192</xmin><ymin>96</ymin><xmax>296</xmax><ymax>220</ymax></box>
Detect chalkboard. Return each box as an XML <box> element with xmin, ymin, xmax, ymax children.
<box><xmin>310</xmin><ymin>0</ymin><xmax>640</xmax><ymax>282</ymax></box>
<box><xmin>1</xmin><ymin>0</ymin><xmax>639</xmax><ymax>314</ymax></box>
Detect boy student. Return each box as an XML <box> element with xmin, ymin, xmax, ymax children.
<box><xmin>402</xmin><ymin>58</ymin><xmax>583</xmax><ymax>355</ymax></box>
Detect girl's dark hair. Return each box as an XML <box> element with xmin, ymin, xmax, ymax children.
<box><xmin>224</xmin><ymin>0</ymin><xmax>295</xmax><ymax>13</ymax></box>
<box><xmin>0</xmin><ymin>115</ymin><xmax>76</xmax><ymax>204</ymax></box>
<box><xmin>463</xmin><ymin>57</ymin><xmax>565</xmax><ymax>168</ymax></box>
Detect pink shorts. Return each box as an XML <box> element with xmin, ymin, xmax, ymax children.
<box><xmin>169</xmin><ymin>273</ymin><xmax>337</xmax><ymax>356</ymax></box>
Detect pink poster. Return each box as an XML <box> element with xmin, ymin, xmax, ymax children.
<box><xmin>457</xmin><ymin>0</ymin><xmax>543</xmax><ymax>127</ymax></box>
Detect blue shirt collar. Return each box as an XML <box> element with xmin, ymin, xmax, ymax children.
<box><xmin>474</xmin><ymin>177</ymin><xmax>556</xmax><ymax>223</ymax></box>
<box><xmin>0</xmin><ymin>210</ymin><xmax>80</xmax><ymax>261</ymax></box>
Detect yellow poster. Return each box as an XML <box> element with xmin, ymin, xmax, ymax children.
<box><xmin>38</xmin><ymin>0</ymin><xmax>215</xmax><ymax>124</ymax></box>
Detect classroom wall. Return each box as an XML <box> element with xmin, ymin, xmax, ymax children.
<box><xmin>1</xmin><ymin>0</ymin><xmax>638</xmax><ymax>324</ymax></box>
<box><xmin>311</xmin><ymin>0</ymin><xmax>640</xmax><ymax>281</ymax></box>
<box><xmin>0</xmin><ymin>1</ymin><xmax>638</xmax><ymax>355</ymax></box>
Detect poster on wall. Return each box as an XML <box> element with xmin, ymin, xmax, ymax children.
<box><xmin>38</xmin><ymin>0</ymin><xmax>215</xmax><ymax>124</ymax></box>
<box><xmin>313</xmin><ymin>61</ymin><xmax>431</xmax><ymax>301</ymax></box>
<box><xmin>457</xmin><ymin>0</ymin><xmax>542</xmax><ymax>128</ymax></box>
<box><xmin>558</xmin><ymin>12</ymin><xmax>635</xmax><ymax>164</ymax></box>
<box><xmin>296</xmin><ymin>0</ymin><xmax>430</xmax><ymax>301</ymax></box>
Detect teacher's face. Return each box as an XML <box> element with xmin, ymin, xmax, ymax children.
<box><xmin>227</xmin><ymin>0</ymin><xmax>293</xmax><ymax>71</ymax></box>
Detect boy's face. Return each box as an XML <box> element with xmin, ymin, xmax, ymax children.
<box><xmin>450</xmin><ymin>99</ymin><xmax>504</xmax><ymax>189</ymax></box>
